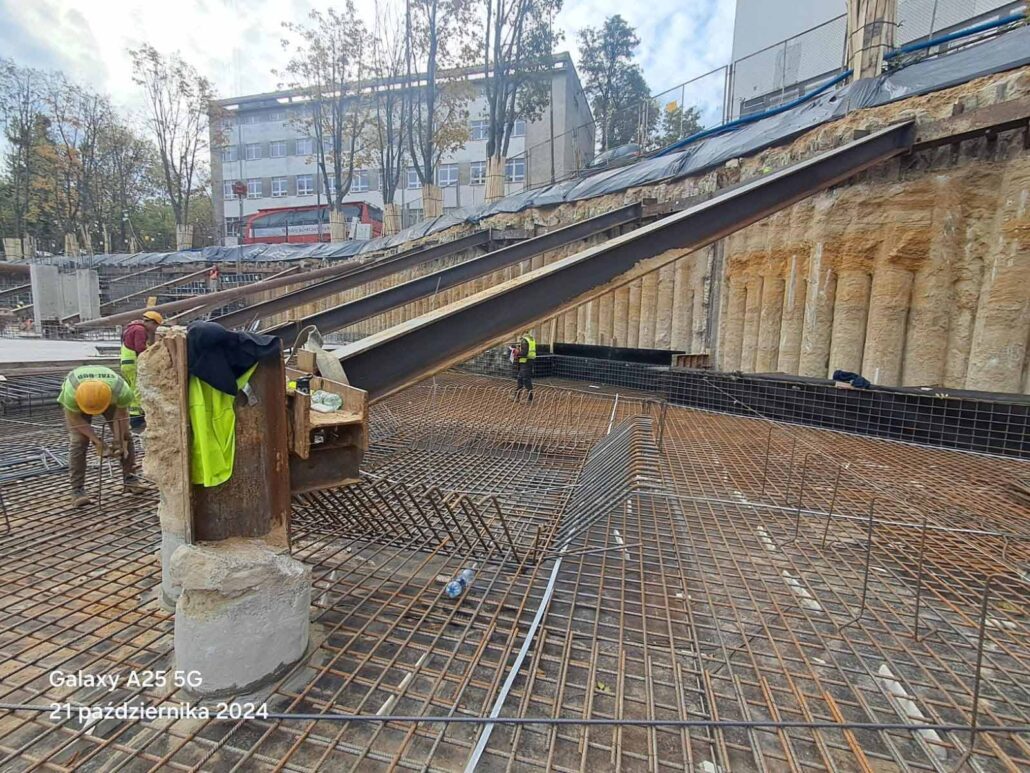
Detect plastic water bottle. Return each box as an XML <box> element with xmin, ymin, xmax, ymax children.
<box><xmin>444</xmin><ymin>567</ymin><xmax>476</xmax><ymax>599</ymax></box>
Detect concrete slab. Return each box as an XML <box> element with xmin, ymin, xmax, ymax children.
<box><xmin>0</xmin><ymin>338</ymin><xmax>109</xmax><ymax>364</ymax></box>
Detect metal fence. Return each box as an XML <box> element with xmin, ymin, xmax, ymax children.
<box><xmin>896</xmin><ymin>0</ymin><xmax>1025</xmax><ymax>43</ymax></box>
<box><xmin>511</xmin><ymin>0</ymin><xmax>1023</xmax><ymax>175</ymax></box>
<box><xmin>727</xmin><ymin>14</ymin><xmax>849</xmax><ymax>120</ymax></box>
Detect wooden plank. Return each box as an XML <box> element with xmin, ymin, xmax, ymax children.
<box><xmin>192</xmin><ymin>354</ymin><xmax>291</xmax><ymax>543</ymax></box>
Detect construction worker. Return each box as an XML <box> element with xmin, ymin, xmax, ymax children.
<box><xmin>120</xmin><ymin>310</ymin><xmax>163</xmax><ymax>429</ymax></box>
<box><xmin>58</xmin><ymin>365</ymin><xmax>145</xmax><ymax>507</ymax></box>
<box><xmin>513</xmin><ymin>331</ymin><xmax>537</xmax><ymax>402</ymax></box>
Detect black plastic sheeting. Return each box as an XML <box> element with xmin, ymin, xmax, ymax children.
<box><xmin>75</xmin><ymin>25</ymin><xmax>1030</xmax><ymax>268</ymax></box>
<box><xmin>460</xmin><ymin>349</ymin><xmax>1029</xmax><ymax>458</ymax></box>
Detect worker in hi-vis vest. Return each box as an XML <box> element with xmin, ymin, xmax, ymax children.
<box><xmin>513</xmin><ymin>332</ymin><xmax>536</xmax><ymax>402</ymax></box>
<box><xmin>58</xmin><ymin>366</ymin><xmax>146</xmax><ymax>507</ymax></box>
<box><xmin>120</xmin><ymin>309</ymin><xmax>163</xmax><ymax>429</ymax></box>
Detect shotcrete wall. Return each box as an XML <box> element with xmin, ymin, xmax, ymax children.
<box><xmin>263</xmin><ymin>66</ymin><xmax>1030</xmax><ymax>393</ymax></box>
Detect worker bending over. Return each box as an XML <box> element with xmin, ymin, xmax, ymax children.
<box><xmin>513</xmin><ymin>331</ymin><xmax>536</xmax><ymax>402</ymax></box>
<box><xmin>59</xmin><ymin>365</ymin><xmax>145</xmax><ymax>507</ymax></box>
<box><xmin>121</xmin><ymin>310</ymin><xmax>163</xmax><ymax>429</ymax></box>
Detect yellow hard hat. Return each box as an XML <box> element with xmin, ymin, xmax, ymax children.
<box><xmin>142</xmin><ymin>310</ymin><xmax>164</xmax><ymax>324</ymax></box>
<box><xmin>75</xmin><ymin>380</ymin><xmax>112</xmax><ymax>415</ymax></box>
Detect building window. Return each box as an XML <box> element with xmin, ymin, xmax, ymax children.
<box><xmin>220</xmin><ymin>146</ymin><xmax>237</xmax><ymax>163</ymax></box>
<box><xmin>512</xmin><ymin>119</ymin><xmax>526</xmax><ymax>137</ymax></box>
<box><xmin>223</xmin><ymin>180</ymin><xmax>236</xmax><ymax>199</ymax></box>
<box><xmin>351</xmin><ymin>169</ymin><xmax>369</xmax><ymax>193</ymax></box>
<box><xmin>296</xmin><ymin>174</ymin><xmax>314</xmax><ymax>196</ymax></box>
<box><xmin>245</xmin><ymin>143</ymin><xmax>262</xmax><ymax>160</ymax></box>
<box><xmin>246</xmin><ymin>178</ymin><xmax>262</xmax><ymax>198</ymax></box>
<box><xmin>470</xmin><ymin>161</ymin><xmax>486</xmax><ymax>186</ymax></box>
<box><xmin>220</xmin><ymin>117</ymin><xmax>235</xmax><ymax>131</ymax></box>
<box><xmin>325</xmin><ymin>175</ymin><xmax>336</xmax><ymax>199</ymax></box>
<box><xmin>407</xmin><ymin>168</ymin><xmax>422</xmax><ymax>189</ymax></box>
<box><xmin>269</xmin><ymin>140</ymin><xmax>287</xmax><ymax>158</ymax></box>
<box><xmin>505</xmin><ymin>157</ymin><xmax>525</xmax><ymax>183</ymax></box>
<box><xmin>436</xmin><ymin>163</ymin><xmax>458</xmax><ymax>188</ymax></box>
<box><xmin>268</xmin><ymin>109</ymin><xmax>287</xmax><ymax>122</ymax></box>
<box><xmin>271</xmin><ymin>177</ymin><xmax>288</xmax><ymax>198</ymax></box>
<box><xmin>295</xmin><ymin>138</ymin><xmax>313</xmax><ymax>156</ymax></box>
<box><xmin>469</xmin><ymin>118</ymin><xmax>488</xmax><ymax>141</ymax></box>
<box><xmin>225</xmin><ymin>217</ymin><xmax>241</xmax><ymax>237</ymax></box>
<box><xmin>242</xmin><ymin>113</ymin><xmax>261</xmax><ymax>125</ymax></box>
<box><xmin>405</xmin><ymin>208</ymin><xmax>424</xmax><ymax>227</ymax></box>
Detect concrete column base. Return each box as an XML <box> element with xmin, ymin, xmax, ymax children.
<box><xmin>159</xmin><ymin>530</ymin><xmax>186</xmax><ymax>609</ymax></box>
<box><xmin>171</xmin><ymin>541</ymin><xmax>310</xmax><ymax>697</ymax></box>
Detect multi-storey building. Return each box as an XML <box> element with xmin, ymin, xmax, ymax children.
<box><xmin>210</xmin><ymin>52</ymin><xmax>594</xmax><ymax>243</ymax></box>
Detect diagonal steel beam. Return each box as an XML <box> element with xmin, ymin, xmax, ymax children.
<box><xmin>262</xmin><ymin>203</ymin><xmax>643</xmax><ymax>343</ymax></box>
<box><xmin>337</xmin><ymin>121</ymin><xmax>915</xmax><ymax>402</ymax></box>
<box><xmin>75</xmin><ymin>231</ymin><xmax>493</xmax><ymax>330</ymax></box>
<box><xmin>211</xmin><ymin>229</ymin><xmax>495</xmax><ymax>329</ymax></box>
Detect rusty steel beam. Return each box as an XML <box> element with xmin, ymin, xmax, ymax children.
<box><xmin>262</xmin><ymin>203</ymin><xmax>644</xmax><ymax>344</ymax></box>
<box><xmin>73</xmin><ymin>239</ymin><xmax>465</xmax><ymax>330</ymax></box>
<box><xmin>337</xmin><ymin>121</ymin><xmax>915</xmax><ymax>402</ymax></box>
<box><xmin>211</xmin><ymin>229</ymin><xmax>495</xmax><ymax>329</ymax></box>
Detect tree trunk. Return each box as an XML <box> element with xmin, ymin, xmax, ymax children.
<box><xmin>329</xmin><ymin>209</ymin><xmax>348</xmax><ymax>242</ymax></box>
<box><xmin>485</xmin><ymin>156</ymin><xmax>505</xmax><ymax>202</ymax></box>
<box><xmin>423</xmin><ymin>183</ymin><xmax>444</xmax><ymax>219</ymax></box>
<box><xmin>175</xmin><ymin>224</ymin><xmax>194</xmax><ymax>250</ymax></box>
<box><xmin>64</xmin><ymin>233</ymin><xmax>79</xmax><ymax>257</ymax></box>
<box><xmin>383</xmin><ymin>203</ymin><xmax>402</xmax><ymax>235</ymax></box>
<box><xmin>847</xmin><ymin>0</ymin><xmax>897</xmax><ymax>79</ymax></box>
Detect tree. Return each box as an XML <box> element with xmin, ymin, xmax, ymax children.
<box><xmin>0</xmin><ymin>59</ymin><xmax>46</xmax><ymax>257</ymax></box>
<box><xmin>129</xmin><ymin>44</ymin><xmax>214</xmax><ymax>249</ymax></box>
<box><xmin>367</xmin><ymin>1</ymin><xmax>409</xmax><ymax>235</ymax></box>
<box><xmin>652</xmin><ymin>101</ymin><xmax>703</xmax><ymax>150</ymax></box>
<box><xmin>98</xmin><ymin>124</ymin><xmax>155</xmax><ymax>251</ymax></box>
<box><xmin>40</xmin><ymin>72</ymin><xmax>119</xmax><ymax>254</ymax></box>
<box><xmin>577</xmin><ymin>15</ymin><xmax>652</xmax><ymax>150</ymax></box>
<box><xmin>480</xmin><ymin>0</ymin><xmax>563</xmax><ymax>200</ymax></box>
<box><xmin>280</xmin><ymin>5</ymin><xmax>369</xmax><ymax>241</ymax></box>
<box><xmin>406</xmin><ymin>0</ymin><xmax>476</xmax><ymax>219</ymax></box>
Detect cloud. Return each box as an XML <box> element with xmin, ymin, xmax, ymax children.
<box><xmin>0</xmin><ymin>0</ymin><xmax>737</xmax><ymax>123</ymax></box>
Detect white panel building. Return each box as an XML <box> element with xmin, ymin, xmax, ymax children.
<box><xmin>210</xmin><ymin>53</ymin><xmax>594</xmax><ymax>242</ymax></box>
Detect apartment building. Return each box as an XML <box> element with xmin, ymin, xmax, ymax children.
<box><xmin>210</xmin><ymin>52</ymin><xmax>594</xmax><ymax>242</ymax></box>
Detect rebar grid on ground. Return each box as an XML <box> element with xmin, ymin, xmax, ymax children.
<box><xmin>0</xmin><ymin>374</ymin><xmax>1025</xmax><ymax>772</ymax></box>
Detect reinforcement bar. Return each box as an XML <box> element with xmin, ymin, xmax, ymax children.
<box><xmin>338</xmin><ymin>121</ymin><xmax>915</xmax><ymax>402</ymax></box>
<box><xmin>262</xmin><ymin>203</ymin><xmax>643</xmax><ymax>343</ymax></box>
<box><xmin>211</xmin><ymin>229</ymin><xmax>496</xmax><ymax>329</ymax></box>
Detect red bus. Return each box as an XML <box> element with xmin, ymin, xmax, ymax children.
<box><xmin>242</xmin><ymin>203</ymin><xmax>383</xmax><ymax>245</ymax></box>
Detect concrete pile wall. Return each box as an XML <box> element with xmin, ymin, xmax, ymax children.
<box><xmin>265</xmin><ymin>66</ymin><xmax>1029</xmax><ymax>393</ymax></box>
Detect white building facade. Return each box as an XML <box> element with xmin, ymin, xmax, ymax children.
<box><xmin>211</xmin><ymin>53</ymin><xmax>594</xmax><ymax>241</ymax></box>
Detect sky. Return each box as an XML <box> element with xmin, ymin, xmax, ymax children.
<box><xmin>0</xmin><ymin>0</ymin><xmax>738</xmax><ymax>123</ymax></box>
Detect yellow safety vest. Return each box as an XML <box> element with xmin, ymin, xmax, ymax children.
<box><xmin>518</xmin><ymin>335</ymin><xmax>536</xmax><ymax>363</ymax></box>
